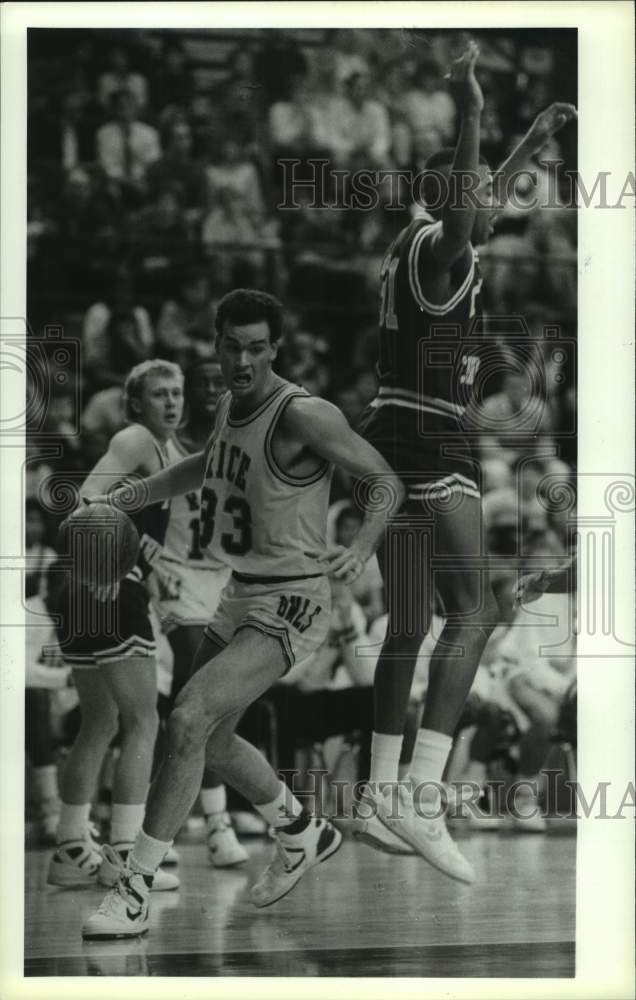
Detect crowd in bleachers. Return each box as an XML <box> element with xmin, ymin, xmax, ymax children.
<box><xmin>25</xmin><ymin>28</ymin><xmax>577</xmax><ymax>843</ymax></box>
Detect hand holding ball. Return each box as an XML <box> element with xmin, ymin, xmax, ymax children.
<box><xmin>57</xmin><ymin>502</ymin><xmax>140</xmax><ymax>586</ymax></box>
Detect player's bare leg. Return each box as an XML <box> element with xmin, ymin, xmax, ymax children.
<box><xmin>47</xmin><ymin>670</ymin><xmax>119</xmax><ymax>887</ymax></box>
<box><xmin>377</xmin><ymin>494</ymin><xmax>498</xmax><ymax>881</ymax></box>
<box><xmin>91</xmin><ymin>656</ymin><xmax>179</xmax><ymax>892</ymax></box>
<box><xmin>83</xmin><ymin>628</ymin><xmax>342</xmax><ymax>936</ymax></box>
<box><xmin>168</xmin><ymin>625</ymin><xmax>247</xmax><ymax>866</ymax></box>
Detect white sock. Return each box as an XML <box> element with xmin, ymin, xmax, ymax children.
<box><xmin>409</xmin><ymin>729</ymin><xmax>453</xmax><ymax>812</ymax></box>
<box><xmin>56</xmin><ymin>802</ymin><xmax>91</xmax><ymax>844</ymax></box>
<box><xmin>254</xmin><ymin>781</ymin><xmax>303</xmax><ymax>829</ymax></box>
<box><xmin>33</xmin><ymin>764</ymin><xmax>59</xmax><ymax>802</ymax></box>
<box><xmin>369</xmin><ymin>732</ymin><xmax>404</xmax><ymax>788</ymax></box>
<box><xmin>130</xmin><ymin>828</ymin><xmax>173</xmax><ymax>876</ymax></box>
<box><xmin>110</xmin><ymin>803</ymin><xmax>146</xmax><ymax>846</ymax></box>
<box><xmin>200</xmin><ymin>785</ymin><xmax>227</xmax><ymax>817</ymax></box>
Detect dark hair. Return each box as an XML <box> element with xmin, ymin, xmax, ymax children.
<box><xmin>183</xmin><ymin>357</ymin><xmax>221</xmax><ymax>397</ymax></box>
<box><xmin>214</xmin><ymin>288</ymin><xmax>284</xmax><ymax>345</ymax></box>
<box><xmin>421</xmin><ymin>148</ymin><xmax>490</xmax><ymax>208</ymax></box>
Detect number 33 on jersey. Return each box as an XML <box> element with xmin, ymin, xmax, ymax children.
<box><xmin>201</xmin><ymin>382</ymin><xmax>333</xmax><ymax>578</ymax></box>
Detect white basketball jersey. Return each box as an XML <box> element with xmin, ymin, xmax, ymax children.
<box><xmin>201</xmin><ymin>381</ymin><xmax>332</xmax><ymax>577</ymax></box>
<box><xmin>162</xmin><ymin>437</ymin><xmax>228</xmax><ymax>572</ymax></box>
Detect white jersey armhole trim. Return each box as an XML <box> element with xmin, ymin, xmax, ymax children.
<box><xmin>264</xmin><ymin>391</ymin><xmax>330</xmax><ymax>488</ymax></box>
<box><xmin>408</xmin><ymin>221</ymin><xmax>475</xmax><ymax>316</ymax></box>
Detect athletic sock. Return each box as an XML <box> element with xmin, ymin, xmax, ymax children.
<box><xmin>110</xmin><ymin>803</ymin><xmax>145</xmax><ymax>845</ymax></box>
<box><xmin>409</xmin><ymin>729</ymin><xmax>453</xmax><ymax>814</ymax></box>
<box><xmin>129</xmin><ymin>828</ymin><xmax>173</xmax><ymax>877</ymax></box>
<box><xmin>56</xmin><ymin>802</ymin><xmax>92</xmax><ymax>844</ymax></box>
<box><xmin>200</xmin><ymin>785</ymin><xmax>227</xmax><ymax>818</ymax></box>
<box><xmin>254</xmin><ymin>781</ymin><xmax>304</xmax><ymax>829</ymax></box>
<box><xmin>369</xmin><ymin>732</ymin><xmax>404</xmax><ymax>789</ymax></box>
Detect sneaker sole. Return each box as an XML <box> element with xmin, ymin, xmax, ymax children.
<box><xmin>378</xmin><ymin>815</ymin><xmax>475</xmax><ymax>884</ymax></box>
<box><xmin>82</xmin><ymin>926</ymin><xmax>148</xmax><ymax>941</ymax></box>
<box><xmin>47</xmin><ymin>875</ymin><xmax>99</xmax><ymax>888</ymax></box>
<box><xmin>209</xmin><ymin>854</ymin><xmax>249</xmax><ymax>868</ymax></box>
<box><xmin>252</xmin><ymin>826</ymin><xmax>343</xmax><ymax>909</ymax></box>
<box><xmin>352</xmin><ymin>822</ymin><xmax>416</xmax><ymax>856</ymax></box>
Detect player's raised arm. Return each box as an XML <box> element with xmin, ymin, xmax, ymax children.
<box><xmin>493</xmin><ymin>101</ymin><xmax>577</xmax><ymax>209</ymax></box>
<box><xmin>430</xmin><ymin>41</ymin><xmax>484</xmax><ymax>264</ymax></box>
<box><xmin>283</xmin><ymin>397</ymin><xmax>405</xmax><ymax>583</ymax></box>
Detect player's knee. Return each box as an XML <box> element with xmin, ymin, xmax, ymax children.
<box><xmin>81</xmin><ymin>708</ymin><xmax>119</xmax><ymax>746</ymax></box>
<box><xmin>118</xmin><ymin>703</ymin><xmax>159</xmax><ymax>741</ymax></box>
<box><xmin>167</xmin><ymin>704</ymin><xmax>207</xmax><ymax>759</ymax></box>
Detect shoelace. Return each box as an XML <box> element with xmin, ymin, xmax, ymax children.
<box><xmin>265</xmin><ymin>839</ymin><xmax>294</xmax><ymax>876</ymax></box>
<box><xmin>100</xmin><ymin>843</ymin><xmax>126</xmax><ymax>870</ymax></box>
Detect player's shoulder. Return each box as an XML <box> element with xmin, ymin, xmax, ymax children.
<box><xmin>277</xmin><ymin>392</ymin><xmax>342</xmax><ymax>441</ymax></box>
<box><xmin>109</xmin><ymin>422</ymin><xmax>158</xmax><ymax>457</ymax></box>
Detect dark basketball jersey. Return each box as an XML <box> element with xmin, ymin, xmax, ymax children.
<box><xmin>376</xmin><ymin>212</ymin><xmax>483</xmax><ymax>421</ymax></box>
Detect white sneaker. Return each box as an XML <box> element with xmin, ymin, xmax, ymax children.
<box><xmin>231</xmin><ymin>810</ymin><xmax>268</xmax><ymax>836</ymax></box>
<box><xmin>352</xmin><ymin>784</ymin><xmax>416</xmax><ymax>855</ymax></box>
<box><xmin>206</xmin><ymin>813</ymin><xmax>249</xmax><ymax>867</ymax></box>
<box><xmin>250</xmin><ymin>816</ymin><xmax>342</xmax><ymax>908</ymax></box>
<box><xmin>98</xmin><ymin>844</ymin><xmax>180</xmax><ymax>891</ymax></box>
<box><xmin>47</xmin><ymin>839</ymin><xmax>103</xmax><ymax>887</ymax></box>
<box><xmin>82</xmin><ymin>870</ymin><xmax>151</xmax><ymax>940</ymax></box>
<box><xmin>378</xmin><ymin>784</ymin><xmax>475</xmax><ymax>884</ymax></box>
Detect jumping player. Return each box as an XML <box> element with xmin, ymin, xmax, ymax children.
<box><xmin>158</xmin><ymin>359</ymin><xmax>247</xmax><ymax>867</ymax></box>
<box><xmin>356</xmin><ymin>42</ymin><xmax>576</xmax><ymax>878</ymax></box>
<box><xmin>82</xmin><ymin>289</ymin><xmax>404</xmax><ymax>938</ymax></box>
<box><xmin>47</xmin><ymin>360</ymin><xmax>185</xmax><ymax>893</ymax></box>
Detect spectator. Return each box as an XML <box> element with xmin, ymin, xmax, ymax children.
<box><xmin>204</xmin><ymin>138</ymin><xmax>266</xmax><ymax>222</ymax></box>
<box><xmin>268</xmin><ymin>72</ymin><xmax>327</xmax><ymax>158</ymax></box>
<box><xmin>82</xmin><ymin>267</ymin><xmax>154</xmax><ymax>389</ymax></box>
<box><xmin>155</xmin><ymin>267</ymin><xmax>216</xmax><ymax>364</ymax></box>
<box><xmin>98</xmin><ymin>43</ymin><xmax>149</xmax><ymax>113</ymax></box>
<box><xmin>320</xmin><ymin>70</ymin><xmax>391</xmax><ymax>168</ymax></box>
<box><xmin>403</xmin><ymin>58</ymin><xmax>456</xmax><ymax>143</ymax></box>
<box><xmin>95</xmin><ymin>89</ymin><xmax>160</xmax><ymax>200</ymax></box>
<box><xmin>146</xmin><ymin>117</ymin><xmax>206</xmax><ymax>212</ymax></box>
<box><xmin>129</xmin><ymin>185</ymin><xmax>191</xmax><ymax>299</ymax></box>
<box><xmin>29</xmin><ymin>89</ymin><xmax>97</xmax><ymax>174</ymax></box>
<box><xmin>202</xmin><ymin>186</ymin><xmax>277</xmax><ymax>288</ymax></box>
<box><xmin>152</xmin><ymin>38</ymin><xmax>194</xmax><ymax>113</ymax></box>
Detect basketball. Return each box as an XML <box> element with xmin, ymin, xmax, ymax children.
<box><xmin>57</xmin><ymin>502</ymin><xmax>140</xmax><ymax>585</ymax></box>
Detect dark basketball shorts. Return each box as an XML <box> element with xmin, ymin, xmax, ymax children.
<box><xmin>357</xmin><ymin>400</ymin><xmax>481</xmax><ymax>511</ymax></box>
<box><xmin>52</xmin><ymin>576</ymin><xmax>156</xmax><ymax>669</ymax></box>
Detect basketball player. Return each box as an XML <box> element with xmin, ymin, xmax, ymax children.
<box><xmin>82</xmin><ymin>288</ymin><xmax>404</xmax><ymax>938</ymax></box>
<box><xmin>47</xmin><ymin>360</ymin><xmax>186</xmax><ymax>892</ymax></box>
<box><xmin>355</xmin><ymin>42</ymin><xmax>576</xmax><ymax>878</ymax></box>
<box><xmin>158</xmin><ymin>359</ymin><xmax>247</xmax><ymax>866</ymax></box>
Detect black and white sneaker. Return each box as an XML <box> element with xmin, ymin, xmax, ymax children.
<box><xmin>82</xmin><ymin>870</ymin><xmax>152</xmax><ymax>939</ymax></box>
<box><xmin>250</xmin><ymin>816</ymin><xmax>342</xmax><ymax>908</ymax></box>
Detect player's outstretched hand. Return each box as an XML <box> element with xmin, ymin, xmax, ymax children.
<box><xmin>529</xmin><ymin>102</ymin><xmax>577</xmax><ymax>148</ymax></box>
<box><xmin>322</xmin><ymin>544</ymin><xmax>368</xmax><ymax>585</ymax></box>
<box><xmin>446</xmin><ymin>40</ymin><xmax>484</xmax><ymax>116</ymax></box>
<box><xmin>513</xmin><ymin>570</ymin><xmax>550</xmax><ymax>607</ymax></box>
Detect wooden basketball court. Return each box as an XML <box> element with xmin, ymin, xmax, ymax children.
<box><xmin>25</xmin><ymin>824</ymin><xmax>575</xmax><ymax>977</ymax></box>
